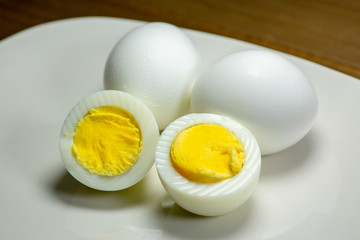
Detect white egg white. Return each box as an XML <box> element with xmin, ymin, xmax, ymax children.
<box><xmin>104</xmin><ymin>22</ymin><xmax>201</xmax><ymax>130</ymax></box>
<box><xmin>59</xmin><ymin>90</ymin><xmax>159</xmax><ymax>191</ymax></box>
<box><xmin>191</xmin><ymin>50</ymin><xmax>318</xmax><ymax>155</ymax></box>
<box><xmin>155</xmin><ymin>113</ymin><xmax>261</xmax><ymax>216</ymax></box>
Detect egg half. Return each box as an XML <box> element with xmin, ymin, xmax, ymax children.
<box><xmin>155</xmin><ymin>113</ymin><xmax>261</xmax><ymax>216</ymax></box>
<box><xmin>191</xmin><ymin>50</ymin><xmax>318</xmax><ymax>155</ymax></box>
<box><xmin>104</xmin><ymin>22</ymin><xmax>200</xmax><ymax>130</ymax></box>
<box><xmin>59</xmin><ymin>90</ymin><xmax>159</xmax><ymax>191</ymax></box>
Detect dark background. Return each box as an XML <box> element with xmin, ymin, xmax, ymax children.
<box><xmin>1</xmin><ymin>0</ymin><xmax>359</xmax><ymax>79</ymax></box>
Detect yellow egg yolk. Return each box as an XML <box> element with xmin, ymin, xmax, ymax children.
<box><xmin>71</xmin><ymin>106</ymin><xmax>142</xmax><ymax>177</ymax></box>
<box><xmin>170</xmin><ymin>123</ymin><xmax>245</xmax><ymax>183</ymax></box>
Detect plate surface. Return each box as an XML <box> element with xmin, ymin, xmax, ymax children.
<box><xmin>0</xmin><ymin>17</ymin><xmax>359</xmax><ymax>240</ymax></box>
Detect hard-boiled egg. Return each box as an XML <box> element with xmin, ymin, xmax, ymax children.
<box><xmin>104</xmin><ymin>22</ymin><xmax>201</xmax><ymax>130</ymax></box>
<box><xmin>156</xmin><ymin>113</ymin><xmax>261</xmax><ymax>216</ymax></box>
<box><xmin>191</xmin><ymin>50</ymin><xmax>318</xmax><ymax>155</ymax></box>
<box><xmin>59</xmin><ymin>90</ymin><xmax>159</xmax><ymax>191</ymax></box>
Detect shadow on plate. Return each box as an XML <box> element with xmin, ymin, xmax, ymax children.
<box><xmin>260</xmin><ymin>129</ymin><xmax>319</xmax><ymax>179</ymax></box>
<box><xmin>50</xmin><ymin>168</ymin><xmax>150</xmax><ymax>210</ymax></box>
<box><xmin>161</xmin><ymin>197</ymin><xmax>255</xmax><ymax>239</ymax></box>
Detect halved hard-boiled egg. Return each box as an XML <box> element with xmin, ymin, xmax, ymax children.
<box><xmin>59</xmin><ymin>90</ymin><xmax>159</xmax><ymax>191</ymax></box>
<box><xmin>155</xmin><ymin>113</ymin><xmax>261</xmax><ymax>216</ymax></box>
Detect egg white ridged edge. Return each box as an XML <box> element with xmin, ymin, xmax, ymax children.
<box><xmin>155</xmin><ymin>113</ymin><xmax>261</xmax><ymax>215</ymax></box>
<box><xmin>59</xmin><ymin>90</ymin><xmax>159</xmax><ymax>191</ymax></box>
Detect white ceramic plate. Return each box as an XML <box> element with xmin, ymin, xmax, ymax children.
<box><xmin>0</xmin><ymin>17</ymin><xmax>359</xmax><ymax>240</ymax></box>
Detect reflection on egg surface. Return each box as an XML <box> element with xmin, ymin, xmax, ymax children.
<box><xmin>191</xmin><ymin>50</ymin><xmax>318</xmax><ymax>155</ymax></box>
<box><xmin>59</xmin><ymin>90</ymin><xmax>159</xmax><ymax>191</ymax></box>
<box><xmin>156</xmin><ymin>113</ymin><xmax>261</xmax><ymax>216</ymax></box>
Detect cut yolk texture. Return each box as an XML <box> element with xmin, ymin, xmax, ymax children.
<box><xmin>170</xmin><ymin>123</ymin><xmax>245</xmax><ymax>183</ymax></box>
<box><xmin>72</xmin><ymin>106</ymin><xmax>142</xmax><ymax>176</ymax></box>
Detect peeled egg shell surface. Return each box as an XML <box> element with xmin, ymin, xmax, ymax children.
<box><xmin>104</xmin><ymin>22</ymin><xmax>200</xmax><ymax>130</ymax></box>
<box><xmin>191</xmin><ymin>50</ymin><xmax>318</xmax><ymax>155</ymax></box>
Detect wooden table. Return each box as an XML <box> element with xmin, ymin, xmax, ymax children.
<box><xmin>1</xmin><ymin>0</ymin><xmax>359</xmax><ymax>79</ymax></box>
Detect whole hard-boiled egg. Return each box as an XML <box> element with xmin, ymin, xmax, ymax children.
<box><xmin>59</xmin><ymin>90</ymin><xmax>159</xmax><ymax>191</ymax></box>
<box><xmin>191</xmin><ymin>50</ymin><xmax>318</xmax><ymax>155</ymax></box>
<box><xmin>156</xmin><ymin>113</ymin><xmax>261</xmax><ymax>216</ymax></box>
<box><xmin>104</xmin><ymin>22</ymin><xmax>201</xmax><ymax>130</ymax></box>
